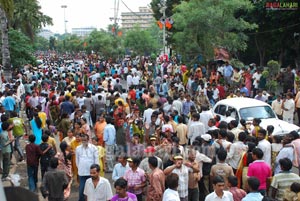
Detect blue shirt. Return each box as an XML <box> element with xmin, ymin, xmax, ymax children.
<box><xmin>104</xmin><ymin>124</ymin><xmax>116</xmax><ymax>145</ymax></box>
<box><xmin>242</xmin><ymin>192</ymin><xmax>263</xmax><ymax>201</ymax></box>
<box><xmin>112</xmin><ymin>163</ymin><xmax>130</xmax><ymax>182</ymax></box>
<box><xmin>60</xmin><ymin>101</ymin><xmax>74</xmax><ymax>115</ymax></box>
<box><xmin>182</xmin><ymin>101</ymin><xmax>195</xmax><ymax>116</ymax></box>
<box><xmin>224</xmin><ymin>65</ymin><xmax>233</xmax><ymax>77</ymax></box>
<box><xmin>2</xmin><ymin>96</ymin><xmax>15</xmax><ymax>111</ymax></box>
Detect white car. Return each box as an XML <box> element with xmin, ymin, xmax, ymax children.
<box><xmin>212</xmin><ymin>97</ymin><xmax>300</xmax><ymax>136</ymax></box>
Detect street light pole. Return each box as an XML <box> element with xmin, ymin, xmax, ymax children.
<box><xmin>61</xmin><ymin>5</ymin><xmax>67</xmax><ymax>34</ymax></box>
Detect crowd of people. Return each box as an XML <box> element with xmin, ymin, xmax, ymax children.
<box><xmin>0</xmin><ymin>52</ymin><xmax>300</xmax><ymax>201</ymax></box>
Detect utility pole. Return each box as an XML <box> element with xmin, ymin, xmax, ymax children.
<box><xmin>109</xmin><ymin>0</ymin><xmax>120</xmax><ymax>36</ymax></box>
<box><xmin>160</xmin><ymin>0</ymin><xmax>167</xmax><ymax>55</ymax></box>
<box><xmin>61</xmin><ymin>5</ymin><xmax>67</xmax><ymax>34</ymax></box>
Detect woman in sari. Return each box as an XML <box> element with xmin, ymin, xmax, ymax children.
<box><xmin>235</xmin><ymin>142</ymin><xmax>255</xmax><ymax>189</ymax></box>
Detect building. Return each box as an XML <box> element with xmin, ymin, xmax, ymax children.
<box><xmin>71</xmin><ymin>27</ymin><xmax>96</xmax><ymax>37</ymax></box>
<box><xmin>38</xmin><ymin>29</ymin><xmax>55</xmax><ymax>40</ymax></box>
<box><xmin>121</xmin><ymin>7</ymin><xmax>154</xmax><ymax>31</ymax></box>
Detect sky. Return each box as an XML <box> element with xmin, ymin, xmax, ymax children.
<box><xmin>38</xmin><ymin>0</ymin><xmax>152</xmax><ymax>34</ymax></box>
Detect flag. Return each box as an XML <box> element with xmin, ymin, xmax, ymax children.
<box><xmin>165</xmin><ymin>18</ymin><xmax>173</xmax><ymax>30</ymax></box>
<box><xmin>157</xmin><ymin>20</ymin><xmax>163</xmax><ymax>29</ymax></box>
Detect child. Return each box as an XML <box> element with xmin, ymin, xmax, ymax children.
<box><xmin>0</xmin><ymin>122</ymin><xmax>14</xmax><ymax>181</ymax></box>
<box><xmin>39</xmin><ymin>134</ymin><xmax>55</xmax><ymax>179</ymax></box>
<box><xmin>26</xmin><ymin>135</ymin><xmax>51</xmax><ymax>192</ymax></box>
<box><xmin>92</xmin><ymin>137</ymin><xmax>105</xmax><ymax>176</ymax></box>
<box><xmin>62</xmin><ymin>129</ymin><xmax>75</xmax><ymax>146</ymax></box>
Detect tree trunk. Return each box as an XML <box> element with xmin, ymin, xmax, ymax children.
<box><xmin>255</xmin><ymin>35</ymin><xmax>265</xmax><ymax>66</ymax></box>
<box><xmin>278</xmin><ymin>48</ymin><xmax>285</xmax><ymax>67</ymax></box>
<box><xmin>0</xmin><ymin>6</ymin><xmax>11</xmax><ymax>80</ymax></box>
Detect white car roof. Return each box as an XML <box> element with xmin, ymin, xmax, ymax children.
<box><xmin>216</xmin><ymin>97</ymin><xmax>269</xmax><ymax>110</ymax></box>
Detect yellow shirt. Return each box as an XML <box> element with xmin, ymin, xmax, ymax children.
<box><xmin>47</xmin><ymin>136</ymin><xmax>57</xmax><ymax>150</ymax></box>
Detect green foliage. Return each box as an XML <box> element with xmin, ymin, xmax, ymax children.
<box><xmin>0</xmin><ymin>0</ymin><xmax>14</xmax><ymax>19</ymax></box>
<box><xmin>124</xmin><ymin>25</ymin><xmax>160</xmax><ymax>56</ymax></box>
<box><xmin>10</xmin><ymin>0</ymin><xmax>53</xmax><ymax>41</ymax></box>
<box><xmin>265</xmin><ymin>79</ymin><xmax>278</xmax><ymax>92</ymax></box>
<box><xmin>8</xmin><ymin>29</ymin><xmax>36</xmax><ymax>67</ymax></box>
<box><xmin>171</xmin><ymin>0</ymin><xmax>257</xmax><ymax>63</ymax></box>
<box><xmin>230</xmin><ymin>59</ymin><xmax>244</xmax><ymax>69</ymax></box>
<box><xmin>84</xmin><ymin>29</ymin><xmax>122</xmax><ymax>59</ymax></box>
<box><xmin>267</xmin><ymin>60</ymin><xmax>280</xmax><ymax>76</ymax></box>
<box><xmin>239</xmin><ymin>0</ymin><xmax>300</xmax><ymax>66</ymax></box>
<box><xmin>33</xmin><ymin>36</ymin><xmax>49</xmax><ymax>51</ymax></box>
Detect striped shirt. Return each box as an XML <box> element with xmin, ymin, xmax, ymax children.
<box><xmin>271</xmin><ymin>172</ymin><xmax>300</xmax><ymax>201</ymax></box>
<box><xmin>172</xmin><ymin>165</ymin><xmax>189</xmax><ymax>198</ymax></box>
<box><xmin>124</xmin><ymin>167</ymin><xmax>146</xmax><ymax>195</ymax></box>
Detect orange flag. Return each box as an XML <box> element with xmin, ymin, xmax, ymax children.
<box><xmin>157</xmin><ymin>21</ymin><xmax>163</xmax><ymax>29</ymax></box>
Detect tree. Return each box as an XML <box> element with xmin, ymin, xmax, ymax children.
<box><xmin>124</xmin><ymin>25</ymin><xmax>160</xmax><ymax>56</ymax></box>
<box><xmin>9</xmin><ymin>29</ymin><xmax>36</xmax><ymax>68</ymax></box>
<box><xmin>11</xmin><ymin>0</ymin><xmax>53</xmax><ymax>41</ymax></box>
<box><xmin>0</xmin><ymin>0</ymin><xmax>14</xmax><ymax>79</ymax></box>
<box><xmin>171</xmin><ymin>0</ymin><xmax>257</xmax><ymax>63</ymax></box>
<box><xmin>33</xmin><ymin>36</ymin><xmax>49</xmax><ymax>51</ymax></box>
<box><xmin>239</xmin><ymin>0</ymin><xmax>300</xmax><ymax>67</ymax></box>
<box><xmin>85</xmin><ymin>30</ymin><xmax>121</xmax><ymax>59</ymax></box>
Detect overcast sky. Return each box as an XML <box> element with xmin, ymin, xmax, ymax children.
<box><xmin>38</xmin><ymin>0</ymin><xmax>152</xmax><ymax>34</ymax></box>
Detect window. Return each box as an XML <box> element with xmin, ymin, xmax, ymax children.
<box><xmin>214</xmin><ymin>105</ymin><xmax>227</xmax><ymax>116</ymax></box>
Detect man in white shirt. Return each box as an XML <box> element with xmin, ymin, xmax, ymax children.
<box><xmin>205</xmin><ymin>175</ymin><xmax>234</xmax><ymax>201</ymax></box>
<box><xmin>200</xmin><ymin>106</ymin><xmax>214</xmax><ymax>132</ymax></box>
<box><xmin>132</xmin><ymin>73</ymin><xmax>140</xmax><ymax>88</ymax></box>
<box><xmin>143</xmin><ymin>104</ymin><xmax>154</xmax><ymax>125</ymax></box>
<box><xmin>282</xmin><ymin>92</ymin><xmax>295</xmax><ymax>124</ymax></box>
<box><xmin>126</xmin><ymin>73</ymin><xmax>133</xmax><ymax>88</ymax></box>
<box><xmin>172</xmin><ymin>95</ymin><xmax>183</xmax><ymax>115</ymax></box>
<box><xmin>188</xmin><ymin>113</ymin><xmax>206</xmax><ymax>144</ymax></box>
<box><xmin>252</xmin><ymin>69</ymin><xmax>262</xmax><ymax>97</ymax></box>
<box><xmin>257</xmin><ymin>128</ymin><xmax>272</xmax><ymax>167</ymax></box>
<box><xmin>227</xmin><ymin>132</ymin><xmax>248</xmax><ymax>171</ymax></box>
<box><xmin>84</xmin><ymin>164</ymin><xmax>113</xmax><ymax>201</ymax></box>
<box><xmin>272</xmin><ymin>95</ymin><xmax>283</xmax><ymax>119</ymax></box>
<box><xmin>163</xmin><ymin>173</ymin><xmax>180</xmax><ymax>201</ymax></box>
<box><xmin>76</xmin><ymin>135</ymin><xmax>99</xmax><ymax>201</ymax></box>
<box><xmin>164</xmin><ymin>155</ymin><xmax>189</xmax><ymax>200</ymax></box>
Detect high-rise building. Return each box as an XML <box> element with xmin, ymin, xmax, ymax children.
<box><xmin>121</xmin><ymin>7</ymin><xmax>153</xmax><ymax>31</ymax></box>
<box><xmin>71</xmin><ymin>27</ymin><xmax>97</xmax><ymax>37</ymax></box>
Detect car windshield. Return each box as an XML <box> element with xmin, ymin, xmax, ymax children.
<box><xmin>239</xmin><ymin>106</ymin><xmax>276</xmax><ymax>120</ymax></box>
